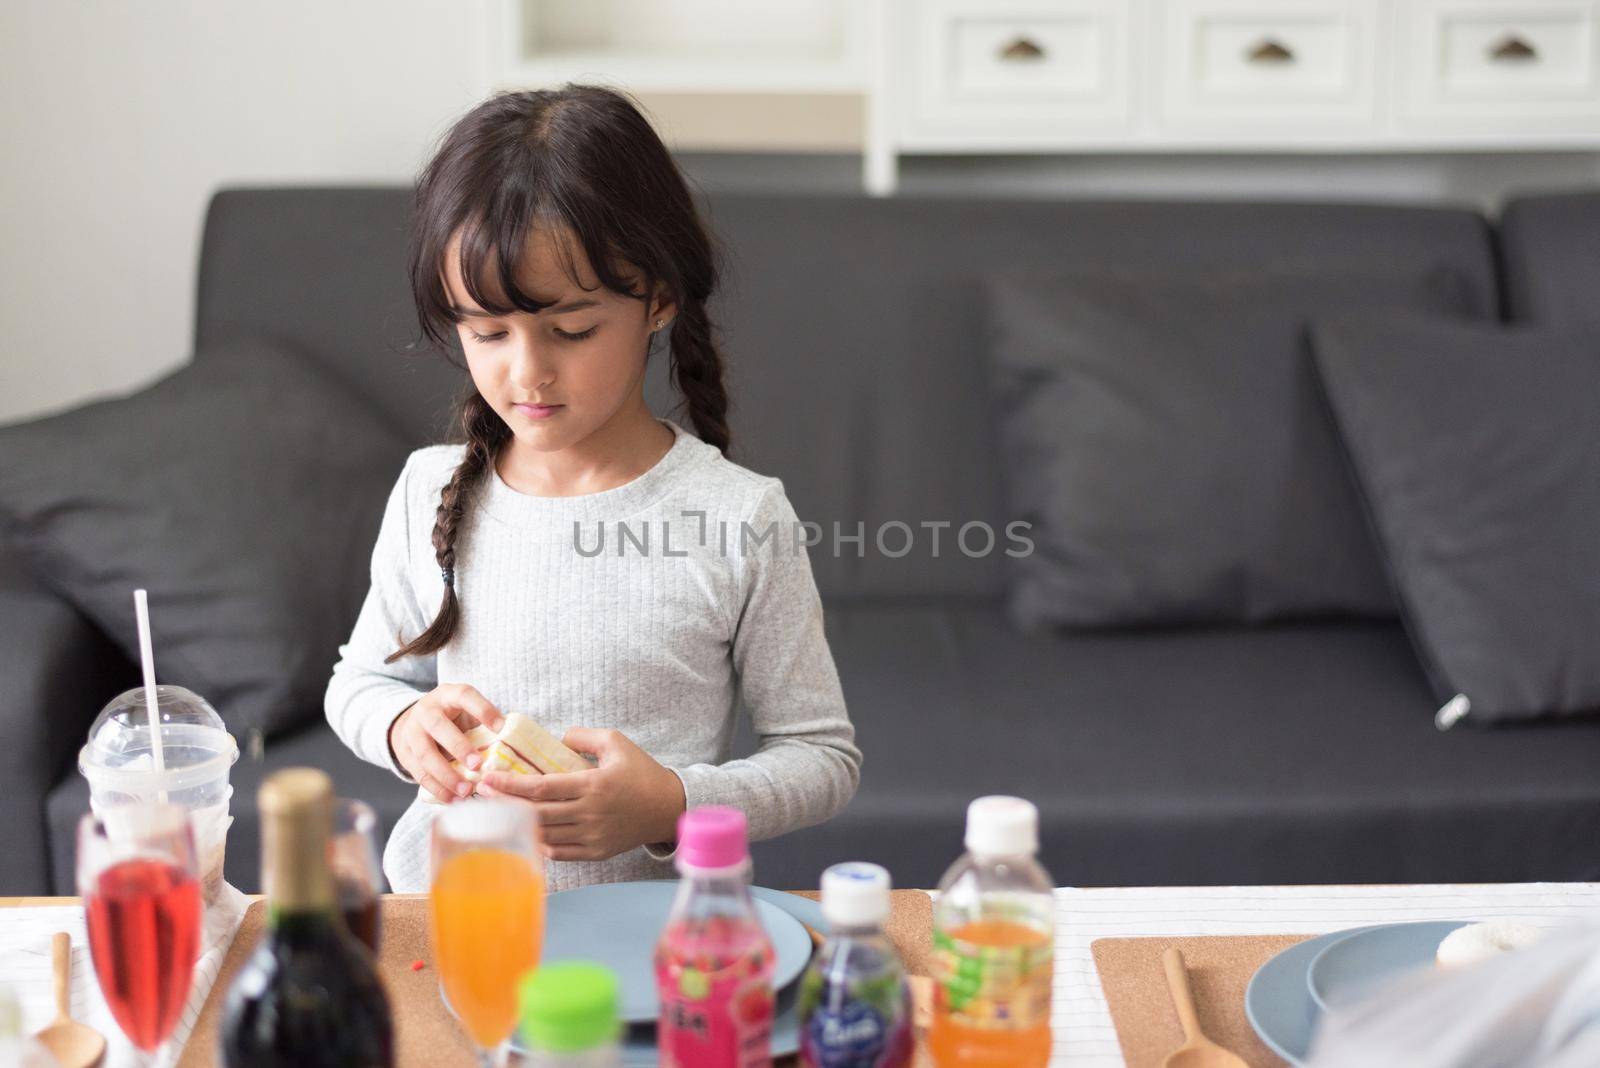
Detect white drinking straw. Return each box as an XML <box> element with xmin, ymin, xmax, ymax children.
<box><xmin>133</xmin><ymin>589</ymin><xmax>169</xmax><ymax>804</ymax></box>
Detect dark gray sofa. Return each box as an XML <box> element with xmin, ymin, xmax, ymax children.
<box><xmin>8</xmin><ymin>187</ymin><xmax>1600</xmax><ymax>896</ymax></box>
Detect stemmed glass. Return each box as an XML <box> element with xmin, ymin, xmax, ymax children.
<box><xmin>78</xmin><ymin>802</ymin><xmax>202</xmax><ymax>1066</ymax></box>
<box><xmin>331</xmin><ymin>797</ymin><xmax>384</xmax><ymax>955</ymax></box>
<box><xmin>429</xmin><ymin>798</ymin><xmax>545</xmax><ymax>1067</ymax></box>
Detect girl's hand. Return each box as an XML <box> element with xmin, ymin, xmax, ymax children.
<box><xmin>388</xmin><ymin>684</ymin><xmax>505</xmax><ymax>803</ymax></box>
<box><xmin>476</xmin><ymin>727</ymin><xmax>687</xmax><ymax>862</ymax></box>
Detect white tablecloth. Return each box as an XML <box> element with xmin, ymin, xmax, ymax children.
<box><xmin>1</xmin><ymin>884</ymin><xmax>248</xmax><ymax>1067</ymax></box>
<box><xmin>7</xmin><ymin>881</ymin><xmax>1600</xmax><ymax>1065</ymax></box>
<box><xmin>1049</xmin><ymin>882</ymin><xmax>1600</xmax><ymax>1065</ymax></box>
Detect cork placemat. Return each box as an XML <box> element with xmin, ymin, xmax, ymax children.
<box><xmin>181</xmin><ymin>889</ymin><xmax>936</xmax><ymax>1067</ymax></box>
<box><xmin>1091</xmin><ymin>935</ymin><xmax>1316</xmax><ymax>1068</ymax></box>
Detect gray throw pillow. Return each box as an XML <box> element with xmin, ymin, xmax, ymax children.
<box><xmin>1311</xmin><ymin>314</ymin><xmax>1600</xmax><ymax>725</ymax></box>
<box><xmin>0</xmin><ymin>338</ymin><xmax>411</xmax><ymax>740</ymax></box>
<box><xmin>985</xmin><ymin>266</ymin><xmax>1480</xmax><ymax>629</ymax></box>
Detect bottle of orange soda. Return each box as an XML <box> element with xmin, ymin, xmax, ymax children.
<box><xmin>929</xmin><ymin>796</ymin><xmax>1053</xmax><ymax>1067</ymax></box>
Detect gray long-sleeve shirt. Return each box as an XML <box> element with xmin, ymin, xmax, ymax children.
<box><xmin>325</xmin><ymin>418</ymin><xmax>861</xmax><ymax>893</ymax></box>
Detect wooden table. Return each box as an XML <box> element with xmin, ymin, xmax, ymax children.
<box><xmin>0</xmin><ymin>897</ymin><xmax>74</xmax><ymax>907</ymax></box>
<box><xmin>24</xmin><ymin>882</ymin><xmax>1600</xmax><ymax>1067</ymax></box>
<box><xmin>6</xmin><ymin>891</ymin><xmax>937</xmax><ymax>1067</ymax></box>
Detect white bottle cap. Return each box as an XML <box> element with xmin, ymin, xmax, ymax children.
<box><xmin>821</xmin><ymin>862</ymin><xmax>892</xmax><ymax>927</ymax></box>
<box><xmin>965</xmin><ymin>796</ymin><xmax>1039</xmax><ymax>857</ymax></box>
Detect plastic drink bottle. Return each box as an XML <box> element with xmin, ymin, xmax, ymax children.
<box><xmin>654</xmin><ymin>806</ymin><xmax>776</xmax><ymax>1067</ymax></box>
<box><xmin>929</xmin><ymin>796</ymin><xmax>1054</xmax><ymax>1068</ymax></box>
<box><xmin>798</xmin><ymin>862</ymin><xmax>913</xmax><ymax>1067</ymax></box>
<box><xmin>516</xmin><ymin>961</ymin><xmax>622</xmax><ymax>1067</ymax></box>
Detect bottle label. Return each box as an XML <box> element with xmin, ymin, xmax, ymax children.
<box><xmin>799</xmin><ymin>983</ymin><xmax>913</xmax><ymax>1068</ymax></box>
<box><xmin>931</xmin><ymin>926</ymin><xmax>1052</xmax><ymax>1031</ymax></box>
<box><xmin>657</xmin><ymin>941</ymin><xmax>774</xmax><ymax>1068</ymax></box>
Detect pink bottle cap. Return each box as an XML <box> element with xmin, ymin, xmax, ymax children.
<box><xmin>676</xmin><ymin>806</ymin><xmax>749</xmax><ymax>870</ymax></box>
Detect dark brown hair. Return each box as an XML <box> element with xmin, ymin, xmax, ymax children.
<box><xmin>387</xmin><ymin>85</ymin><xmax>730</xmax><ymax>662</ymax></box>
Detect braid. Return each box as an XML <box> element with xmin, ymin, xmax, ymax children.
<box><xmin>385</xmin><ymin>392</ymin><xmax>507</xmax><ymax>662</ymax></box>
<box><xmin>668</xmin><ymin>299</ymin><xmax>731</xmax><ymax>455</ymax></box>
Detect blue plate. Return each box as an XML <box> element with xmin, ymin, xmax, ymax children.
<box><xmin>1308</xmin><ymin>921</ymin><xmax>1466</xmax><ymax>1013</ymax></box>
<box><xmin>1245</xmin><ymin>926</ymin><xmax>1384</xmax><ymax>1065</ymax></box>
<box><xmin>540</xmin><ymin>881</ymin><xmax>815</xmax><ymax>1023</ymax></box>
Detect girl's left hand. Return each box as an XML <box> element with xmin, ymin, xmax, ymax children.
<box><xmin>475</xmin><ymin>727</ymin><xmax>687</xmax><ymax>862</ymax></box>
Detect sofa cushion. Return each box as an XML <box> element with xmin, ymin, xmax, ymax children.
<box><xmin>0</xmin><ymin>338</ymin><xmax>411</xmax><ymax>741</ymax></box>
<box><xmin>752</xmin><ymin>602</ymin><xmax>1600</xmax><ymax>891</ymax></box>
<box><xmin>195</xmin><ymin>187</ymin><xmax>462</xmax><ymax>443</ymax></box>
<box><xmin>49</xmin><ymin>602</ymin><xmax>1600</xmax><ymax>892</ymax></box>
<box><xmin>1311</xmin><ymin>314</ymin><xmax>1600</xmax><ymax>725</ymax></box>
<box><xmin>199</xmin><ymin>189</ymin><xmax>1502</xmax><ymax>600</ymax></box>
<box><xmin>984</xmin><ymin>266</ymin><xmax>1480</xmax><ymax>629</ymax></box>
<box><xmin>1500</xmin><ymin>192</ymin><xmax>1600</xmax><ymax>331</ymax></box>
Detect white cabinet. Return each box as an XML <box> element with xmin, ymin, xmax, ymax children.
<box><xmin>1158</xmin><ymin>0</ymin><xmax>1380</xmax><ymax>130</ymax></box>
<box><xmin>492</xmin><ymin>0</ymin><xmax>1600</xmax><ymax>194</ymax></box>
<box><xmin>897</xmin><ymin>0</ymin><xmax>1132</xmax><ymax>148</ymax></box>
<box><xmin>1398</xmin><ymin>0</ymin><xmax>1600</xmax><ymax>135</ymax></box>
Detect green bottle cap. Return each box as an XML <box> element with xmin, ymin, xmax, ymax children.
<box><xmin>517</xmin><ymin>962</ymin><xmax>621</xmax><ymax>1053</ymax></box>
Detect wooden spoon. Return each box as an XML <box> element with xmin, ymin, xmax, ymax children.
<box><xmin>907</xmin><ymin>974</ymin><xmax>933</xmax><ymax>1032</ymax></box>
<box><xmin>32</xmin><ymin>932</ymin><xmax>107</xmax><ymax>1068</ymax></box>
<box><xmin>1161</xmin><ymin>946</ymin><xmax>1249</xmax><ymax>1068</ymax></box>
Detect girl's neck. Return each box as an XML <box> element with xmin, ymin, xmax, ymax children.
<box><xmin>495</xmin><ymin>399</ymin><xmax>676</xmax><ymax>499</ymax></box>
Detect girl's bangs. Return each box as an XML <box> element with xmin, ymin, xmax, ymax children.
<box><xmin>422</xmin><ymin>194</ymin><xmax>650</xmax><ymax>347</ymax></box>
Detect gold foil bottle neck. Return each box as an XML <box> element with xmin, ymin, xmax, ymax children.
<box><xmin>259</xmin><ymin>767</ymin><xmax>336</xmax><ymax>913</ymax></box>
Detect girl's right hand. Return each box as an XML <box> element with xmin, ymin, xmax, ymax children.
<box><xmin>387</xmin><ymin>684</ymin><xmax>505</xmax><ymax>803</ymax></box>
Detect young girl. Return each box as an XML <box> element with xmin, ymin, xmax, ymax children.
<box><xmin>325</xmin><ymin>86</ymin><xmax>861</xmax><ymax>893</ymax></box>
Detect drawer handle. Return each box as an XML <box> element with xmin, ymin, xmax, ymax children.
<box><xmin>998</xmin><ymin>36</ymin><xmax>1046</xmax><ymax>62</ymax></box>
<box><xmin>1489</xmin><ymin>34</ymin><xmax>1539</xmax><ymax>62</ymax></box>
<box><xmin>1246</xmin><ymin>38</ymin><xmax>1296</xmax><ymax>64</ymax></box>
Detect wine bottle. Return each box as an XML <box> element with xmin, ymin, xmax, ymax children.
<box><xmin>221</xmin><ymin>768</ymin><xmax>394</xmax><ymax>1067</ymax></box>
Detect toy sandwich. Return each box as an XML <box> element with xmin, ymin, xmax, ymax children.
<box><xmin>418</xmin><ymin>713</ymin><xmax>588</xmax><ymax>804</ymax></box>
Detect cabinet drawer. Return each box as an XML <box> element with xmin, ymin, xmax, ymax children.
<box><xmin>899</xmin><ymin>0</ymin><xmax>1131</xmax><ymax>144</ymax></box>
<box><xmin>1159</xmin><ymin>0</ymin><xmax>1380</xmax><ymax>127</ymax></box>
<box><xmin>1400</xmin><ymin>0</ymin><xmax>1600</xmax><ymax>122</ymax></box>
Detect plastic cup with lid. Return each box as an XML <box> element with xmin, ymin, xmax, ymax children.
<box><xmin>78</xmin><ymin>684</ymin><xmax>239</xmax><ymax>903</ymax></box>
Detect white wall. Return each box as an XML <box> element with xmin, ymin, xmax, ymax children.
<box><xmin>2</xmin><ymin>2</ymin><xmax>1598</xmax><ymax>424</ymax></box>
<box><xmin>0</xmin><ymin>1</ymin><xmax>489</xmax><ymax>423</ymax></box>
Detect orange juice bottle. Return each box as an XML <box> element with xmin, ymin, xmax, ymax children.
<box><xmin>430</xmin><ymin>813</ymin><xmax>546</xmax><ymax>1050</ymax></box>
<box><xmin>929</xmin><ymin>797</ymin><xmax>1053</xmax><ymax>1068</ymax></box>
